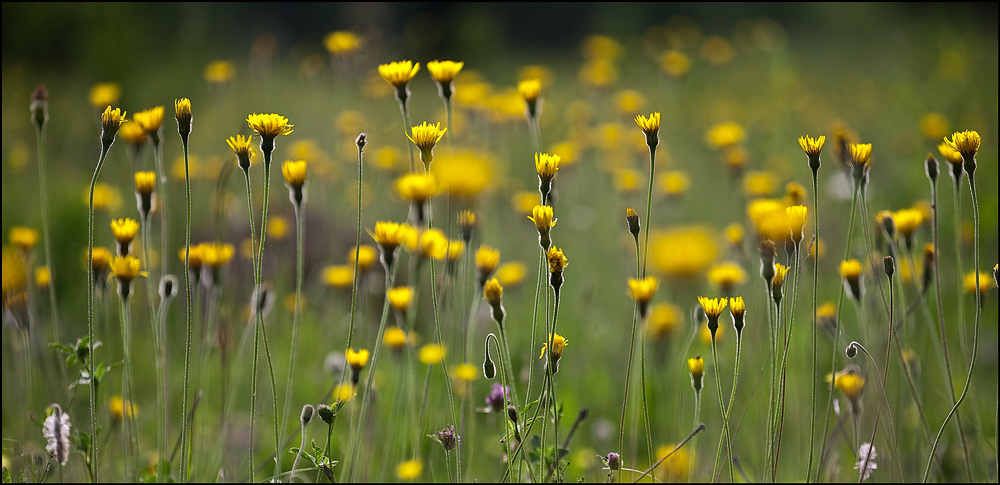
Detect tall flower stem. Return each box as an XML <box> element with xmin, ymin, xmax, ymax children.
<box><xmin>142</xmin><ymin>221</ymin><xmax>168</xmax><ymax>481</ymax></box>
<box><xmin>179</xmin><ymin>129</ymin><xmax>194</xmax><ymax>483</ymax></box>
<box><xmin>33</xmin><ymin>111</ymin><xmax>61</xmax><ymax>346</ymax></box>
<box><xmin>710</xmin><ymin>333</ymin><xmax>735</xmax><ymax>483</ymax></box>
<box><xmin>255</xmin><ymin>152</ymin><xmax>281</xmax><ymax>480</ymax></box>
<box><xmin>118</xmin><ymin>294</ymin><xmax>141</xmax><ymax>481</ymax></box>
<box><xmin>396</xmin><ymin>98</ymin><xmax>415</xmax><ymax>172</ymax></box>
<box><xmin>485</xmin><ymin>334</ymin><xmax>511</xmax><ymax>482</ymax></box>
<box><xmin>616</xmin><ymin>307</ymin><xmax>640</xmax><ymax>482</ymax></box>
<box><xmin>538</xmin><ymin>292</ymin><xmax>562</xmax><ymax>481</ymax></box>
<box><xmin>640</xmin><ymin>144</ymin><xmax>656</xmax><ymax>278</ymax></box>
<box><xmin>718</xmin><ymin>336</ymin><xmax>742</xmax><ymax>482</ymax></box>
<box><xmin>86</xmin><ymin>145</ymin><xmax>112</xmax><ymax>482</ymax></box>
<box><xmin>151</xmin><ymin>137</ymin><xmax>169</xmax><ymax>284</ymax></box>
<box><xmin>806</xmin><ymin>169</ymin><xmax>820</xmax><ymax>482</ymax></box>
<box><xmin>951</xmin><ymin>182</ymin><xmax>968</xmax><ymax>357</ymax></box>
<box><xmin>241</xmin><ymin>168</ymin><xmax>260</xmax><ymax>481</ymax></box>
<box><xmin>923</xmin><ymin>173</ymin><xmax>982</xmax><ymax>483</ymax></box>
<box><xmin>279</xmin><ymin>204</ymin><xmax>306</xmax><ymax>465</ymax></box>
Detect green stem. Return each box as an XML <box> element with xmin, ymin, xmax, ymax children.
<box><xmin>241</xmin><ymin>167</ymin><xmax>259</xmax><ymax>481</ymax></box>
<box><xmin>142</xmin><ymin>221</ymin><xmax>168</xmax><ymax>482</ymax></box>
<box><xmin>280</xmin><ymin>204</ymin><xmax>306</xmax><ymax>464</ymax></box>
<box><xmin>119</xmin><ymin>294</ymin><xmax>141</xmax><ymax>481</ymax></box>
<box><xmin>617</xmin><ymin>307</ymin><xmax>640</xmax><ymax>482</ymax></box>
<box><xmin>346</xmin><ymin>140</ymin><xmax>365</xmax><ymax>352</ymax></box>
<box><xmin>397</xmin><ymin>95</ymin><xmax>415</xmax><ymax>173</ymax></box>
<box><xmin>806</xmin><ymin>170</ymin><xmax>819</xmax><ymax>482</ymax></box>
<box><xmin>34</xmin><ymin>120</ymin><xmax>61</xmax><ymax>349</ymax></box>
<box><xmin>640</xmin><ymin>144</ymin><xmax>656</xmax><ymax>278</ymax></box>
<box><xmin>710</xmin><ymin>333</ymin><xmax>734</xmax><ymax>483</ymax></box>
<box><xmin>180</xmin><ymin>131</ymin><xmax>193</xmax><ymax>483</ymax></box>
<box><xmin>86</xmin><ymin>145</ymin><xmax>111</xmax><ymax>483</ymax></box>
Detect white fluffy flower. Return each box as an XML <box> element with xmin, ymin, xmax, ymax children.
<box><xmin>854</xmin><ymin>442</ymin><xmax>877</xmax><ymax>481</ymax></box>
<box><xmin>43</xmin><ymin>404</ymin><xmax>71</xmax><ymax>466</ymax></box>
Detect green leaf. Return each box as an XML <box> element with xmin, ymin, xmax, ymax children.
<box><xmin>2</xmin><ymin>467</ymin><xmax>11</xmax><ymax>484</ymax></box>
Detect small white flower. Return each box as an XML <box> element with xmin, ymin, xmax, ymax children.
<box><xmin>854</xmin><ymin>442</ymin><xmax>877</xmax><ymax>481</ymax></box>
<box><xmin>43</xmin><ymin>404</ymin><xmax>71</xmax><ymax>466</ymax></box>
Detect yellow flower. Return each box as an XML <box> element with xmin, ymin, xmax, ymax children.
<box><xmin>110</xmin><ymin>255</ymin><xmax>143</xmax><ymax>284</ymax></box>
<box><xmin>387</xmin><ymin>286</ymin><xmax>413</xmax><ymax>314</ymax></box>
<box><xmin>635</xmin><ymin>112</ymin><xmax>661</xmax><ymax>138</ymax></box>
<box><xmin>848</xmin><ymin>143</ymin><xmax>872</xmax><ymax>171</ymax></box>
<box><xmin>174</xmin><ymin>98</ymin><xmax>192</xmax><ymax>134</ymax></box>
<box><xmin>89</xmin><ymin>83</ymin><xmax>120</xmax><ymax>109</ymax></box>
<box><xmin>512</xmin><ymin>191</ymin><xmax>540</xmax><ymax>215</ymax></box>
<box><xmin>840</xmin><ymin>259</ymin><xmax>863</xmax><ymax>280</ymax></box>
<box><xmin>2</xmin><ymin>247</ymin><xmax>26</xmax><ymax>293</ymax></box>
<box><xmin>535</xmin><ymin>152</ymin><xmax>561</xmax><ymax>182</ymax></box>
<box><xmin>34</xmin><ymin>266</ymin><xmax>51</xmax><ymax>289</ymax></box>
<box><xmin>90</xmin><ymin>247</ymin><xmax>112</xmax><ymax>274</ymax></box>
<box><xmin>323</xmin><ymin>265</ymin><xmax>354</xmax><ymax>289</ymax></box>
<box><xmin>395</xmin><ymin>173</ymin><xmax>438</xmax><ymax>204</ymax></box>
<box><xmin>431</xmin><ymin>151</ymin><xmax>494</xmax><ymax>199</ymax></box>
<box><xmin>964</xmin><ymin>271</ymin><xmax>990</xmax><ymax>295</ymax></box>
<box><xmin>427</xmin><ymin>60</ymin><xmax>464</xmax><ymax>85</ymax></box>
<box><xmin>747</xmin><ymin>199</ymin><xmax>790</xmax><ymax>243</ymax></box>
<box><xmin>179</xmin><ymin>245</ymin><xmax>203</xmax><ymax>271</ymax></box>
<box><xmin>786</xmin><ymin>205</ymin><xmax>808</xmax><ymax>244</ymax></box>
<box><xmin>724</xmin><ymin>224</ymin><xmax>743</xmax><ymax>248</ymax></box>
<box><xmin>817</xmin><ymin>302</ymin><xmax>837</xmax><ymax>328</ymax></box>
<box><xmin>9</xmin><ymin>227</ymin><xmax>39</xmax><ymax>252</ymax></box>
<box><xmin>615</xmin><ymin>90</ymin><xmax>646</xmax><ymax>114</ymax></box>
<box><xmin>659</xmin><ymin>171</ymin><xmax>691</xmax><ymax>197</ymax></box>
<box><xmin>646</xmin><ymin>303</ymin><xmax>682</xmax><ymax>340</ymax></box>
<box><xmin>654</xmin><ymin>443</ymin><xmax>691</xmax><ymax>482</ymax></box>
<box><xmin>483</xmin><ymin>277</ymin><xmax>504</xmax><ymax>305</ymax></box>
<box><xmin>784</xmin><ymin>182</ymin><xmax>808</xmax><ymax>206</ymax></box>
<box><xmin>943</xmin><ymin>130</ymin><xmax>981</xmax><ymax>158</ymax></box>
<box><xmin>419</xmin><ymin>344</ymin><xmax>446</xmax><ymax>365</ymax></box>
<box><xmin>539</xmin><ymin>333</ymin><xmax>568</xmax><ymax>359</ymax></box>
<box><xmin>893</xmin><ymin>208</ymin><xmax>923</xmax><ymax>239</ymax></box>
<box><xmin>546</xmin><ymin>246</ymin><xmax>568</xmax><ymax>273</ymax></box>
<box><xmin>453</xmin><ymin>363</ymin><xmax>479</xmax><ymax>383</ymax></box>
<box><xmin>109</xmin><ymin>395</ymin><xmax>138</xmax><ymax>421</ymax></box>
<box><xmin>628</xmin><ymin>277</ymin><xmax>659</xmax><ymax>304</ymax></box>
<box><xmin>345</xmin><ymin>348</ymin><xmax>370</xmax><ymax>371</ymax></box>
<box><xmin>919</xmin><ymin>113</ymin><xmax>949</xmax><ymax>140</ymax></box>
<box><xmin>743</xmin><ymin>171</ymin><xmax>778</xmax><ymax>198</ymax></box>
<box><xmin>118</xmin><ymin>121</ymin><xmax>147</xmax><ymax>146</ymax></box>
<box><xmin>688</xmin><ymin>355</ymin><xmax>704</xmax><ymax>379</ymax></box>
<box><xmin>772</xmin><ymin>263</ymin><xmax>790</xmax><ymax>296</ymax></box>
<box><xmin>474</xmin><ymin>244</ymin><xmax>500</xmax><ymax>276</ymax></box>
<box><xmin>383</xmin><ymin>327</ymin><xmax>408</xmax><ymax>350</ymax></box>
<box><xmin>407</xmin><ymin>122</ymin><xmax>447</xmax><ymax>167</ymax></box>
<box><xmin>649</xmin><ymin>227</ymin><xmax>718</xmax><ymax>280</ymax></box>
<box><xmin>457</xmin><ymin>210</ymin><xmax>476</xmax><ymax>239</ymax></box>
<box><xmin>706</xmin><ymin>122</ymin><xmax>744</xmax><ymax>149</ymax></box>
<box><xmin>100</xmin><ymin>106</ymin><xmax>127</xmax><ymax>145</ymax></box>
<box><xmin>200</xmin><ymin>242</ymin><xmax>234</xmax><ymax>269</ymax></box>
<box><xmin>708</xmin><ymin>262</ymin><xmax>746</xmax><ymax>291</ymax></box>
<box><xmin>379</xmin><ymin>61</ymin><xmax>420</xmax><ymax>89</ymax></box>
<box><xmin>227</xmin><ymin>134</ymin><xmax>256</xmax><ymax>170</ymax></box>
<box><xmin>405</xmin><ymin>228</ymin><xmax>448</xmax><ymax>260</ymax></box>
<box><xmin>333</xmin><ymin>383</ymin><xmax>355</xmax><ymax>402</ymax></box>
<box><xmin>204</xmin><ymin>60</ymin><xmax>235</xmax><ymax>84</ymax></box>
<box><xmin>660</xmin><ymin>50</ymin><xmax>691</xmax><ymax>78</ymax></box>
<box><xmin>495</xmin><ymin>262</ymin><xmax>525</xmax><ymax>287</ymax></box>
<box><xmin>87</xmin><ymin>182</ymin><xmax>121</xmax><ymax>212</ymax></box>
<box><xmin>937</xmin><ymin>142</ymin><xmax>964</xmax><ymax>166</ymax></box>
<box><xmin>324</xmin><ymin>31</ymin><xmax>362</xmax><ymax>55</ymax></box>
<box><xmin>445</xmin><ymin>240</ymin><xmax>465</xmax><ymax>263</ymax></box>
<box><xmin>281</xmin><ymin>160</ymin><xmax>307</xmax><ymax>188</ymax></box>
<box><xmin>833</xmin><ymin>368</ymin><xmax>866</xmax><ymax>404</ymax></box>
<box><xmin>369</xmin><ymin>222</ymin><xmax>409</xmax><ymax>252</ymax></box>
<box><xmin>247</xmin><ymin>113</ymin><xmax>294</xmax><ymax>140</ymax></box>
<box><xmin>134</xmin><ymin>171</ymin><xmax>156</xmax><ymax>196</ymax></box>
<box><xmin>518</xmin><ymin>79</ymin><xmax>542</xmax><ymax>105</ymax></box>
<box><xmin>267</xmin><ymin>215</ymin><xmax>289</xmax><ymax>240</ymax></box>
<box><xmin>798</xmin><ymin>135</ymin><xmax>826</xmax><ymax>157</ymax></box>
<box><xmin>698</xmin><ymin>296</ymin><xmax>729</xmax><ymax>320</ymax></box>
<box><xmin>349</xmin><ymin>245</ymin><xmax>378</xmax><ymax>273</ymax></box>
<box><xmin>133</xmin><ymin>106</ymin><xmax>165</xmax><ymax>136</ymax></box>
<box><xmin>110</xmin><ymin>218</ymin><xmax>139</xmax><ymax>255</ymax></box>
<box><xmin>730</xmin><ymin>295</ymin><xmax>746</xmax><ymax>317</ymax></box>
<box><xmin>396</xmin><ymin>459</ymin><xmax>423</xmax><ymax>480</ymax></box>
<box><xmin>528</xmin><ymin>205</ymin><xmax>557</xmax><ymax>233</ymax></box>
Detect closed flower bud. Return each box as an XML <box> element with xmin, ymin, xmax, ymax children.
<box><xmin>300</xmin><ymin>404</ymin><xmax>315</xmax><ymax>426</ymax></box>
<box><xmin>605</xmin><ymin>452</ymin><xmax>621</xmax><ymax>471</ymax></box>
<box><xmin>174</xmin><ymin>98</ymin><xmax>192</xmax><ymax>139</ymax></box>
<box><xmin>625</xmin><ymin>208</ymin><xmax>640</xmax><ymax>239</ymax></box>
<box><xmin>883</xmin><ymin>255</ymin><xmax>894</xmax><ymax>278</ymax></box>
<box><xmin>31</xmin><ymin>84</ymin><xmax>48</xmax><ymax>131</ymax></box>
<box><xmin>688</xmin><ymin>355</ymin><xmax>704</xmax><ymax>392</ymax></box>
<box><xmin>356</xmin><ymin>132</ymin><xmax>367</xmax><ymax>152</ymax></box>
<box><xmin>924</xmin><ymin>153</ymin><xmax>939</xmax><ymax>182</ymax></box>
<box><xmin>316</xmin><ymin>404</ymin><xmax>335</xmax><ymax>424</ymax></box>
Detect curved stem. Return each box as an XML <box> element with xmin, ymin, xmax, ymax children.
<box><xmin>180</xmin><ymin>132</ymin><xmax>193</xmax><ymax>483</ymax></box>
<box><xmin>486</xmin><ymin>332</ymin><xmax>513</xmax><ymax>482</ymax></box>
<box><xmin>710</xmin><ymin>335</ymin><xmax>735</xmax><ymax>483</ymax></box>
<box><xmin>280</xmin><ymin>205</ymin><xmax>306</xmax><ymax>463</ymax></box>
<box><xmin>86</xmin><ymin>146</ymin><xmax>111</xmax><ymax>483</ymax></box>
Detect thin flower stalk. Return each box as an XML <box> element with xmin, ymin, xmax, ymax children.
<box><xmin>176</xmin><ymin>98</ymin><xmax>194</xmax><ymax>483</ymax></box>
<box><xmin>802</xmin><ymin>134</ymin><xmax>823</xmax><ymax>481</ymax></box>
<box><xmin>31</xmin><ymin>86</ymin><xmax>62</xmax><ymax>347</ymax></box>
<box><xmin>118</xmin><ymin>290</ymin><xmax>142</xmax><ymax>480</ymax></box>
<box><xmin>279</xmin><ymin>187</ymin><xmax>307</xmax><ymax>466</ymax></box>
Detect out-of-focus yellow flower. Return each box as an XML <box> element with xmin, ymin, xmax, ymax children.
<box><xmin>372</xmin><ymin>145</ymin><xmax>404</xmax><ymax>171</ymax></box>
<box><xmin>893</xmin><ymin>208</ymin><xmax>923</xmax><ymax>239</ymax></box>
<box><xmin>86</xmin><ymin>183</ymin><xmax>121</xmax><ymax>212</ymax></box>
<box><xmin>200</xmin><ymin>242</ymin><xmax>234</xmax><ymax>269</ymax></box>
<box><xmin>706</xmin><ymin>122</ymin><xmax>744</xmax><ymax>149</ymax></box>
<box><xmin>453</xmin><ymin>363</ymin><xmax>479</xmax><ymax>383</ymax></box>
<box><xmin>747</xmin><ymin>199</ymin><xmax>790</xmax><ymax>243</ymax></box>
<box><xmin>659</xmin><ymin>171</ymin><xmax>690</xmax><ymax>197</ymax></box>
<box><xmin>247</xmin><ymin>113</ymin><xmax>294</xmax><ymax>140</ymax></box>
<box><xmin>431</xmin><ymin>151</ymin><xmax>494</xmax><ymax>199</ymax></box>
<box><xmin>724</xmin><ymin>223</ymin><xmax>743</xmax><ymax>248</ymax></box>
<box><xmin>324</xmin><ymin>31</ymin><xmax>362</xmax><ymax>55</ymax></box>
<box><xmin>784</xmin><ymin>182</ymin><xmax>807</xmax><ymax>206</ymax></box>
<box><xmin>548</xmin><ymin>141</ymin><xmax>579</xmax><ymax>168</ymax></box>
<box><xmin>660</xmin><ymin>50</ymin><xmax>691</xmax><ymax>78</ymax></box>
<box><xmin>646</xmin><ymin>302</ymin><xmax>682</xmax><ymax>340</ymax></box>
<box><xmin>708</xmin><ymin>262</ymin><xmax>746</xmax><ymax>292</ymax></box>
<box><xmin>9</xmin><ymin>227</ymin><xmax>39</xmax><ymax>252</ymax></box>
<box><xmin>649</xmin><ymin>227</ymin><xmax>718</xmax><ymax>280</ymax></box>
<box><xmin>964</xmin><ymin>271</ymin><xmax>990</xmax><ymax>295</ymax></box>
<box><xmin>281</xmin><ymin>160</ymin><xmax>307</xmax><ymax>189</ymax></box>
<box><xmin>848</xmin><ymin>143</ymin><xmax>872</xmax><ymax>172</ymax></box>
<box><xmin>743</xmin><ymin>171</ymin><xmax>778</xmax><ymax>198</ymax></box>
<box><xmin>134</xmin><ymin>171</ymin><xmax>156</xmax><ymax>196</ymax></box>
<box><xmin>723</xmin><ymin>145</ymin><xmax>749</xmax><ymax>172</ymax></box>
<box><xmin>379</xmin><ymin>61</ymin><xmax>420</xmax><ymax>89</ymax></box>
<box><xmin>405</xmin><ymin>228</ymin><xmax>448</xmax><ymax>260</ymax></box>
<box><xmin>518</xmin><ymin>79</ymin><xmax>542</xmax><ymax>105</ymax></box>
<box><xmin>445</xmin><ymin>240</ymin><xmax>465</xmax><ymax>263</ymax></box>
<box><xmin>267</xmin><ymin>215</ymin><xmax>289</xmax><ymax>240</ymax></box>
<box><xmin>579</xmin><ymin>59</ymin><xmax>618</xmax><ymax>88</ymax></box>
<box><xmin>582</xmin><ymin>35</ymin><xmax>622</xmax><ymax>61</ymax></box>
<box><xmin>419</xmin><ymin>344</ymin><xmax>446</xmax><ymax>365</ymax></box>
<box><xmin>628</xmin><ymin>277</ymin><xmax>659</xmax><ymax>305</ymax></box>
<box><xmin>34</xmin><ymin>266</ymin><xmax>51</xmax><ymax>289</ymax></box>
<box><xmin>205</xmin><ymin>60</ymin><xmax>235</xmax><ymax>84</ymax></box>
<box><xmin>118</xmin><ymin>121</ymin><xmax>147</xmax><ymax>146</ymax></box>
<box><xmin>614</xmin><ymin>168</ymin><xmax>642</xmax><ymax>194</ymax></box>
<box><xmin>387</xmin><ymin>286</ymin><xmax>413</xmax><ymax>315</ymax></box>
<box><xmin>396</xmin><ymin>173</ymin><xmax>438</xmax><ymax>204</ymax></box>
<box><xmin>2</xmin><ymin>247</ymin><xmax>26</xmax><ymax>292</ymax></box>
<box><xmin>701</xmin><ymin>36</ymin><xmax>735</xmax><ymax>65</ymax></box>
<box><xmin>407</xmin><ymin>122</ymin><xmax>447</xmax><ymax>167</ymax></box>
<box><xmin>512</xmin><ymin>191</ymin><xmax>540</xmax><ymax>216</ymax></box>
<box><xmin>786</xmin><ymin>205</ymin><xmax>808</xmax><ymax>244</ymax></box>
<box><xmin>346</xmin><ymin>348</ymin><xmax>370</xmax><ymax>372</ymax></box>
<box><xmin>333</xmin><ymin>383</ymin><xmax>354</xmax><ymax>402</ymax></box>
<box><xmin>832</xmin><ymin>367</ymin><xmax>865</xmax><ymax>413</ymax></box>
<box><xmin>654</xmin><ymin>443</ymin><xmax>691</xmax><ymax>482</ymax></box>
<box><xmin>496</xmin><ymin>262</ymin><xmax>527</xmax><ymax>287</ymax></box>
<box><xmin>937</xmin><ymin>141</ymin><xmax>963</xmax><ymax>167</ymax></box>
<box><xmin>396</xmin><ymin>459</ymin><xmax>423</xmax><ymax>480</ymax></box>
<box><xmin>615</xmin><ymin>90</ymin><xmax>646</xmax><ymax>114</ymax></box>
<box><xmin>427</xmin><ymin>60</ymin><xmax>464</xmax><ymax>85</ymax></box>
<box><xmin>133</xmin><ymin>107</ymin><xmax>165</xmax><ymax>136</ymax></box>
<box><xmin>323</xmin><ymin>265</ymin><xmax>354</xmax><ymax>289</ymax></box>
<box><xmin>919</xmin><ymin>113</ymin><xmax>949</xmax><ymax>140</ymax></box>
<box><xmin>528</xmin><ymin>205</ymin><xmax>557</xmax><ymax>233</ymax></box>
<box><xmin>475</xmin><ymin>245</ymin><xmax>500</xmax><ymax>277</ymax></box>
<box><xmin>89</xmin><ymin>83</ymin><xmax>120</xmax><ymax>109</ymax></box>
<box><xmin>369</xmin><ymin>222</ymin><xmax>410</xmax><ymax>252</ymax></box>
<box><xmin>384</xmin><ymin>327</ymin><xmax>408</xmax><ymax>350</ymax></box>
<box><xmin>699</xmin><ymin>321</ymin><xmax>724</xmax><ymax>344</ymax></box>
<box><xmin>110</xmin><ymin>218</ymin><xmax>139</xmax><ymax>255</ymax></box>
<box><xmin>109</xmin><ymin>395</ymin><xmax>138</xmax><ymax>421</ymax></box>
<box><xmin>349</xmin><ymin>245</ymin><xmax>378</xmax><ymax>273</ymax></box>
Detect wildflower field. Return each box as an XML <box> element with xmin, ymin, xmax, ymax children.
<box><xmin>2</xmin><ymin>3</ymin><xmax>998</xmax><ymax>483</ymax></box>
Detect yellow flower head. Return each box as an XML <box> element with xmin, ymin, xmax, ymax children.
<box><xmin>659</xmin><ymin>171</ymin><xmax>691</xmax><ymax>197</ymax></box>
<box><xmin>784</xmin><ymin>182</ymin><xmax>808</xmax><ymax>207</ymax></box>
<box><xmin>646</xmin><ymin>303</ymin><xmax>682</xmax><ymax>340</ymax></box>
<box><xmin>539</xmin><ymin>333</ymin><xmax>568</xmax><ymax>360</ymax></box>
<box><xmin>322</xmin><ymin>265</ymin><xmax>353</xmax><ymax>289</ymax></box>
<box><xmin>772</xmin><ymin>263</ymin><xmax>790</xmax><ymax>291</ymax></box>
<box><xmin>475</xmin><ymin>244</ymin><xmax>500</xmax><ymax>276</ymax></box>
<box><xmin>324</xmin><ymin>31</ymin><xmax>362</xmax><ymax>55</ymax></box>
<box><xmin>174</xmin><ymin>98</ymin><xmax>192</xmax><ymax>132</ymax></box>
<box><xmin>395</xmin><ymin>173</ymin><xmax>438</xmax><ymax>204</ymax></box>
<box><xmin>964</xmin><ymin>271</ymin><xmax>990</xmax><ymax>295</ymax></box>
<box><xmin>110</xmin><ymin>218</ymin><xmax>139</xmax><ymax>255</ymax></box>
<box><xmin>349</xmin><ymin>245</ymin><xmax>378</xmax><ymax>272</ymax></box>
<box><xmin>405</xmin><ymin>228</ymin><xmax>448</xmax><ymax>260</ymax></box>
<box><xmin>281</xmin><ymin>159</ymin><xmax>307</xmax><ymax>188</ymax></box>
<box><xmin>88</xmin><ymin>182</ymin><xmax>121</xmax><ymax>212</ymax></box>
<box><xmin>379</xmin><ymin>61</ymin><xmax>420</xmax><ymax>89</ymax></box>
<box><xmin>453</xmin><ymin>363</ymin><xmax>479</xmax><ymax>383</ymax></box>
<box><xmin>546</xmin><ymin>246</ymin><xmax>568</xmax><ymax>274</ymax></box>
<box><xmin>496</xmin><ymin>262</ymin><xmax>527</xmax><ymax>287</ymax></box>
<box><xmin>650</xmin><ymin>227</ymin><xmax>718</xmax><ymax>280</ymax></box>
<box><xmin>345</xmin><ymin>348</ymin><xmax>370</xmax><ymax>371</ymax></box>
<box><xmin>484</xmin><ymin>277</ymin><xmax>504</xmax><ymax>305</ymax></box>
<box><xmin>396</xmin><ymin>459</ymin><xmax>423</xmax><ymax>480</ymax></box>
<box><xmin>943</xmin><ymin>130</ymin><xmax>981</xmax><ymax>158</ymax></box>
<box><xmin>848</xmin><ymin>143</ymin><xmax>872</xmax><ymax>170</ymax></box>
<box><xmin>817</xmin><ymin>301</ymin><xmax>837</xmax><ymax>328</ymax></box>
<box><xmin>179</xmin><ymin>245</ymin><xmax>203</xmax><ymax>270</ymax></box>
<box><xmin>798</xmin><ymin>135</ymin><xmax>826</xmax><ymax>158</ymax></box>
<box><xmin>724</xmin><ymin>224</ymin><xmax>743</xmax><ymax>247</ymax></box>
<box><xmin>247</xmin><ymin>113</ymin><xmax>294</xmax><ymax>140</ymax></box>
<box><xmin>730</xmin><ymin>295</ymin><xmax>746</xmax><ymax>317</ymax></box>
<box><xmin>518</xmin><ymin>79</ymin><xmax>542</xmax><ymax>104</ymax></box>
<box><xmin>9</xmin><ymin>227</ymin><xmax>39</xmax><ymax>252</ymax></box>
<box><xmin>697</xmin><ymin>296</ymin><xmax>729</xmax><ymax>320</ymax></box>
<box><xmin>635</xmin><ymin>112</ymin><xmax>661</xmax><ymax>139</ymax></box>
<box><xmin>109</xmin><ymin>395</ymin><xmax>137</xmax><ymax>421</ymax></box>
<box><xmin>419</xmin><ymin>344</ymin><xmax>446</xmax><ymax>365</ymax></box>
<box><xmin>134</xmin><ymin>171</ymin><xmax>156</xmax><ymax>196</ymax></box>
<box><xmin>833</xmin><ymin>368</ymin><xmax>866</xmax><ymax>403</ymax></box>
<box><xmin>369</xmin><ymin>222</ymin><xmax>409</xmax><ymax>251</ymax></box>
<box><xmin>708</xmin><ymin>262</ymin><xmax>746</xmax><ymax>291</ymax></box>
<box><xmin>227</xmin><ymin>134</ymin><xmax>256</xmax><ymax>170</ymax></box>
<box><xmin>383</xmin><ymin>327</ymin><xmax>408</xmax><ymax>350</ymax></box>
<box><xmin>89</xmin><ymin>83</ymin><xmax>120</xmax><ymax>109</ymax></box>
<box><xmin>133</xmin><ymin>106</ymin><xmax>165</xmax><ymax>135</ymax></box>
<box><xmin>786</xmin><ymin>205</ymin><xmax>808</xmax><ymax>243</ymax></box>
<box><xmin>535</xmin><ymin>152</ymin><xmax>561</xmax><ymax>182</ymax></box>
<box><xmin>840</xmin><ymin>259</ymin><xmax>863</xmax><ymax>280</ymax></box>
<box><xmin>688</xmin><ymin>355</ymin><xmax>704</xmax><ymax>379</ymax></box>
<box><xmin>628</xmin><ymin>276</ymin><xmax>659</xmax><ymax>304</ymax></box>
<box><xmin>387</xmin><ymin>286</ymin><xmax>413</xmax><ymax>314</ymax></box>
<box><xmin>893</xmin><ymin>208</ymin><xmax>923</xmax><ymax>238</ymax></box>
<box><xmin>110</xmin><ymin>255</ymin><xmax>143</xmax><ymax>284</ymax></box>
<box><xmin>457</xmin><ymin>210</ymin><xmax>476</xmax><ymax>237</ymax></box>
<box><xmin>118</xmin><ymin>121</ymin><xmax>147</xmax><ymax>145</ymax></box>
<box><xmin>706</xmin><ymin>122</ymin><xmax>744</xmax><ymax>149</ymax></box>
<box><xmin>204</xmin><ymin>60</ymin><xmax>235</xmax><ymax>84</ymax></box>
<box><xmin>100</xmin><ymin>106</ymin><xmax>127</xmax><ymax>144</ymax></box>
<box><xmin>528</xmin><ymin>205</ymin><xmax>557</xmax><ymax>233</ymax></box>
<box><xmin>937</xmin><ymin>141</ymin><xmax>964</xmax><ymax>166</ymax></box>
<box><xmin>743</xmin><ymin>171</ymin><xmax>778</xmax><ymax>198</ymax></box>
<box><xmin>200</xmin><ymin>242</ymin><xmax>234</xmax><ymax>269</ymax></box>
<box><xmin>407</xmin><ymin>122</ymin><xmax>447</xmax><ymax>167</ymax></box>
<box><xmin>90</xmin><ymin>247</ymin><xmax>112</xmax><ymax>273</ymax></box>
<box><xmin>427</xmin><ymin>60</ymin><xmax>464</xmax><ymax>85</ymax></box>
<box><xmin>446</xmin><ymin>240</ymin><xmax>465</xmax><ymax>262</ymax></box>
<box><xmin>34</xmin><ymin>266</ymin><xmax>51</xmax><ymax>289</ymax></box>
